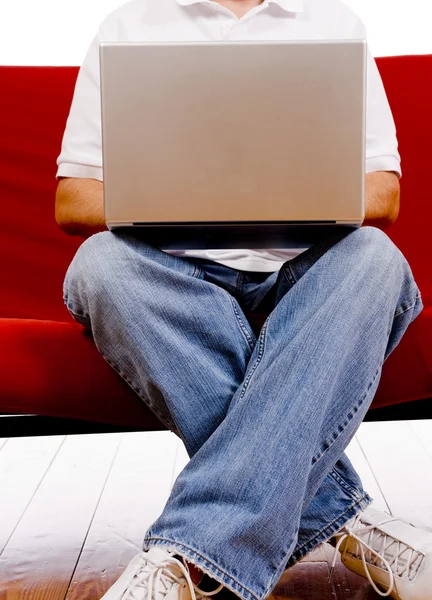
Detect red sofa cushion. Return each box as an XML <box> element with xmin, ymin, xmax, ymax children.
<box><xmin>0</xmin><ymin>319</ymin><xmax>162</xmax><ymax>427</ymax></box>
<box><xmin>0</xmin><ymin>67</ymin><xmax>82</xmax><ymax>322</ymax></box>
<box><xmin>375</xmin><ymin>56</ymin><xmax>432</xmax><ymax>307</ymax></box>
<box><xmin>374</xmin><ymin>308</ymin><xmax>432</xmax><ymax>407</ymax></box>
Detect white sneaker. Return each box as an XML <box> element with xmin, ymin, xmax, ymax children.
<box><xmin>330</xmin><ymin>506</ymin><xmax>432</xmax><ymax>599</ymax></box>
<box><xmin>100</xmin><ymin>546</ymin><xmax>225</xmax><ymax>600</ymax></box>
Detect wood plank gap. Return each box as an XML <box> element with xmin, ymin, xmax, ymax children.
<box><xmin>409</xmin><ymin>421</ymin><xmax>432</xmax><ymax>461</ymax></box>
<box><xmin>63</xmin><ymin>433</ymin><xmax>125</xmax><ymax>599</ymax></box>
<box><xmin>345</xmin><ymin>435</ymin><xmax>388</xmax><ymax>512</ymax></box>
<box><xmin>170</xmin><ymin>437</ymin><xmax>182</xmax><ymax>490</ymax></box>
<box><xmin>64</xmin><ymin>431</ymin><xmax>178</xmax><ymax>600</ymax></box>
<box><xmin>356</xmin><ymin>421</ymin><xmax>432</xmax><ymax>531</ymax></box>
<box><xmin>354</xmin><ymin>434</ymin><xmax>393</xmax><ymax>515</ymax></box>
<box><xmin>172</xmin><ymin>439</ymin><xmax>190</xmax><ymax>484</ymax></box>
<box><xmin>0</xmin><ymin>435</ymin><xmax>66</xmax><ymax>556</ymax></box>
<box><xmin>0</xmin><ymin>433</ymin><xmax>123</xmax><ymax>600</ymax></box>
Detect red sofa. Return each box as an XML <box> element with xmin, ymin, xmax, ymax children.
<box><xmin>0</xmin><ymin>57</ymin><xmax>431</xmax><ymax>434</ymax></box>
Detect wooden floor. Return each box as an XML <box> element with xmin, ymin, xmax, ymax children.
<box><xmin>0</xmin><ymin>420</ymin><xmax>431</xmax><ymax>600</ymax></box>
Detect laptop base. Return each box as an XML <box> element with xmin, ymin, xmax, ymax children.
<box><xmin>107</xmin><ymin>222</ymin><xmax>359</xmax><ymax>250</ymax></box>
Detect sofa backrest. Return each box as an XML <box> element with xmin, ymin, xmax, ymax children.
<box><xmin>0</xmin><ymin>67</ymin><xmax>82</xmax><ymax>321</ymax></box>
<box><xmin>0</xmin><ymin>57</ymin><xmax>431</xmax><ymax>321</ymax></box>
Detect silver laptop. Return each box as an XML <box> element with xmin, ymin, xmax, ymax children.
<box><xmin>100</xmin><ymin>40</ymin><xmax>366</xmax><ymax>249</ymax></box>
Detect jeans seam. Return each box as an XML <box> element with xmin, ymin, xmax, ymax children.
<box><xmin>192</xmin><ymin>265</ymin><xmax>204</xmax><ymax>279</ymax></box>
<box><xmin>239</xmin><ymin>320</ymin><xmax>268</xmax><ymax>399</ymax></box>
<box><xmin>311</xmin><ymin>363</ymin><xmax>382</xmax><ymax>465</ymax></box>
<box><xmin>102</xmin><ymin>353</ymin><xmax>180</xmax><ymax>434</ymax></box>
<box><xmin>193</xmin><ymin>264</ymin><xmax>255</xmax><ymax>350</ymax></box>
<box><xmin>229</xmin><ymin>296</ymin><xmax>256</xmax><ymax>352</ymax></box>
<box><xmin>394</xmin><ymin>293</ymin><xmax>422</xmax><ymax>318</ymax></box>
<box><xmin>329</xmin><ymin>467</ymin><xmax>364</xmax><ymax>499</ymax></box>
<box><xmin>282</xmin><ymin>262</ymin><xmax>297</xmax><ymax>287</ymax></box>
<box><xmin>66</xmin><ymin>304</ymin><xmax>89</xmax><ymax>320</ymax></box>
<box><xmin>236</xmin><ymin>271</ymin><xmax>245</xmax><ymax>296</ymax></box>
<box><xmin>64</xmin><ymin>290</ymin><xmax>90</xmax><ymax>320</ymax></box>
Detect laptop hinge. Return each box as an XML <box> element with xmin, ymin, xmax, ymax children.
<box><xmin>107</xmin><ymin>222</ymin><xmax>134</xmax><ymax>229</ymax></box>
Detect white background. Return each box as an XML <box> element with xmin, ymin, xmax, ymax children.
<box><xmin>0</xmin><ymin>0</ymin><xmax>431</xmax><ymax>65</ymax></box>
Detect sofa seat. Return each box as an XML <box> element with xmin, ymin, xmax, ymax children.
<box><xmin>0</xmin><ymin>318</ymin><xmax>162</xmax><ymax>428</ymax></box>
<box><xmin>1</xmin><ymin>308</ymin><xmax>431</xmax><ymax>427</ymax></box>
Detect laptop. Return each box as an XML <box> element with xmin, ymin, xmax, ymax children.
<box><xmin>100</xmin><ymin>40</ymin><xmax>366</xmax><ymax>249</ymax></box>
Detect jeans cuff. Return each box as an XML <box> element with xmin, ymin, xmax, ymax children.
<box><xmin>285</xmin><ymin>491</ymin><xmax>374</xmax><ymax>568</ymax></box>
<box><xmin>142</xmin><ymin>537</ymin><xmax>257</xmax><ymax>600</ymax></box>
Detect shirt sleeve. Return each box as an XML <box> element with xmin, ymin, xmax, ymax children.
<box><xmin>354</xmin><ymin>21</ymin><xmax>402</xmax><ymax>178</ymax></box>
<box><xmin>56</xmin><ymin>22</ymin><xmax>112</xmax><ymax>181</ymax></box>
<box><xmin>57</xmin><ymin>14</ymin><xmax>402</xmax><ymax>182</ymax></box>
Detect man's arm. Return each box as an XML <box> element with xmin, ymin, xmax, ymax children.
<box><xmin>363</xmin><ymin>171</ymin><xmax>400</xmax><ymax>229</ymax></box>
<box><xmin>55</xmin><ymin>177</ymin><xmax>107</xmax><ymax>237</ymax></box>
<box><xmin>55</xmin><ymin>171</ymin><xmax>400</xmax><ymax>237</ymax></box>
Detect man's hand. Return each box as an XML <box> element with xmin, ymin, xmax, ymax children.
<box><xmin>363</xmin><ymin>170</ymin><xmax>400</xmax><ymax>229</ymax></box>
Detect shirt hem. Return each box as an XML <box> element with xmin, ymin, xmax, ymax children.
<box><xmin>56</xmin><ymin>163</ymin><xmax>104</xmax><ymax>181</ymax></box>
<box><xmin>366</xmin><ymin>156</ymin><xmax>401</xmax><ymax>178</ymax></box>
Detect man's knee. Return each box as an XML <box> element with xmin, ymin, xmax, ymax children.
<box><xmin>349</xmin><ymin>226</ymin><xmax>402</xmax><ymax>269</ymax></box>
<box><xmin>353</xmin><ymin>225</ymin><xmax>395</xmax><ymax>249</ymax></box>
<box><xmin>63</xmin><ymin>231</ymin><xmax>122</xmax><ymax>300</ymax></box>
<box><xmin>344</xmin><ymin>227</ymin><xmax>419</xmax><ymax>307</ymax></box>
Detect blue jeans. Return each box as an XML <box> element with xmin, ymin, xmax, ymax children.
<box><xmin>63</xmin><ymin>226</ymin><xmax>423</xmax><ymax>600</ymax></box>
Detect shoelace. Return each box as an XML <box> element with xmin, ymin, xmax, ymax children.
<box><xmin>125</xmin><ymin>552</ymin><xmax>225</xmax><ymax>600</ymax></box>
<box><xmin>329</xmin><ymin>513</ymin><xmax>425</xmax><ymax>597</ymax></box>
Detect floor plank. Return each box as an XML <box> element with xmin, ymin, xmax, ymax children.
<box><xmin>345</xmin><ymin>436</ymin><xmax>389</xmax><ymax>512</ymax></box>
<box><xmin>1</xmin><ymin>421</ymin><xmax>431</xmax><ymax>600</ymax></box>
<box><xmin>304</xmin><ymin>543</ymin><xmax>384</xmax><ymax>600</ymax></box>
<box><xmin>0</xmin><ymin>435</ymin><xmax>65</xmax><ymax>554</ymax></box>
<box><xmin>410</xmin><ymin>419</ymin><xmax>432</xmax><ymax>460</ymax></box>
<box><xmin>272</xmin><ymin>548</ymin><xmax>382</xmax><ymax>600</ymax></box>
<box><xmin>0</xmin><ymin>433</ymin><xmax>122</xmax><ymax>600</ymax></box>
<box><xmin>356</xmin><ymin>421</ymin><xmax>432</xmax><ymax>531</ymax></box>
<box><xmin>65</xmin><ymin>431</ymin><xmax>178</xmax><ymax>600</ymax></box>
<box><xmin>272</xmin><ymin>561</ymin><xmax>335</xmax><ymax>600</ymax></box>
<box><xmin>171</xmin><ymin>436</ymin><xmax>190</xmax><ymax>486</ymax></box>
<box><xmin>327</xmin><ymin>560</ymin><xmax>382</xmax><ymax>600</ymax></box>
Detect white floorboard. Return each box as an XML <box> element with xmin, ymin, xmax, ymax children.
<box><xmin>2</xmin><ymin>421</ymin><xmax>431</xmax><ymax>554</ymax></box>
<box><xmin>355</xmin><ymin>421</ymin><xmax>432</xmax><ymax>531</ymax></box>
<box><xmin>64</xmin><ymin>430</ymin><xmax>178</xmax><ymax>599</ymax></box>
<box><xmin>0</xmin><ymin>435</ymin><xmax>65</xmax><ymax>553</ymax></box>
<box><xmin>345</xmin><ymin>435</ymin><xmax>389</xmax><ymax>512</ymax></box>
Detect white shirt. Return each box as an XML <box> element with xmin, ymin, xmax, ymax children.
<box><xmin>56</xmin><ymin>0</ymin><xmax>401</xmax><ymax>272</ymax></box>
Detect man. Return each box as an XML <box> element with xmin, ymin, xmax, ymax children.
<box><xmin>55</xmin><ymin>0</ymin><xmax>430</xmax><ymax>599</ymax></box>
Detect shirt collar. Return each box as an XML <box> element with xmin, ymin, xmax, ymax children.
<box><xmin>268</xmin><ymin>0</ymin><xmax>304</xmax><ymax>12</ymax></box>
<box><xmin>176</xmin><ymin>0</ymin><xmax>304</xmax><ymax>14</ymax></box>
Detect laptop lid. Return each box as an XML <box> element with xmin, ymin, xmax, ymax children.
<box><xmin>100</xmin><ymin>41</ymin><xmax>366</xmax><ymax>244</ymax></box>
